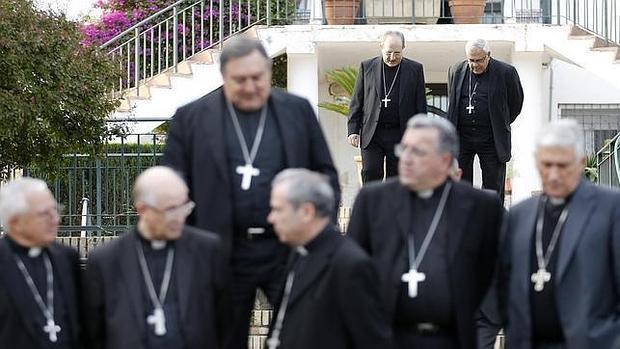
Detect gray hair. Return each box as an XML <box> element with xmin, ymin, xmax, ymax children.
<box><xmin>133</xmin><ymin>166</ymin><xmax>188</xmax><ymax>207</ymax></box>
<box><xmin>0</xmin><ymin>177</ymin><xmax>50</xmax><ymax>229</ymax></box>
<box><xmin>536</xmin><ymin>118</ymin><xmax>585</xmax><ymax>158</ymax></box>
<box><xmin>465</xmin><ymin>39</ymin><xmax>490</xmax><ymax>54</ymax></box>
<box><xmin>406</xmin><ymin>114</ymin><xmax>460</xmax><ymax>158</ymax></box>
<box><xmin>272</xmin><ymin>169</ymin><xmax>334</xmax><ymax>218</ymax></box>
<box><xmin>381</xmin><ymin>31</ymin><xmax>405</xmax><ymax>48</ymax></box>
<box><xmin>219</xmin><ymin>37</ymin><xmax>272</xmax><ymax>74</ymax></box>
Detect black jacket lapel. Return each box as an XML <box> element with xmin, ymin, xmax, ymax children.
<box><xmin>446</xmin><ymin>182</ymin><xmax>474</xmax><ymax>263</ymax></box>
<box><xmin>270</xmin><ymin>92</ymin><xmax>296</xmax><ymax>167</ymax></box>
<box><xmin>48</xmin><ymin>244</ymin><xmax>80</xmax><ymax>345</ymax></box>
<box><xmin>120</xmin><ymin>233</ymin><xmax>145</xmax><ymax>333</ymax></box>
<box><xmin>174</xmin><ymin>230</ymin><xmax>194</xmax><ymax>325</ymax></box>
<box><xmin>287</xmin><ymin>230</ymin><xmax>341</xmax><ymax>308</ymax></box>
<box><xmin>373</xmin><ymin>57</ymin><xmax>382</xmax><ymax>103</ymax></box>
<box><xmin>204</xmin><ymin>88</ymin><xmax>231</xmax><ymax>188</ymax></box>
<box><xmin>0</xmin><ymin>239</ymin><xmax>37</xmax><ymax>340</ymax></box>
<box><xmin>557</xmin><ymin>181</ymin><xmax>595</xmax><ymax>282</ymax></box>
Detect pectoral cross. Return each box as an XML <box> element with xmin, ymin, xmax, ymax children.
<box><xmin>466</xmin><ymin>104</ymin><xmax>475</xmax><ymax>114</ymax></box>
<box><xmin>147</xmin><ymin>307</ymin><xmax>167</xmax><ymax>336</ymax></box>
<box><xmin>401</xmin><ymin>268</ymin><xmax>426</xmax><ymax>298</ymax></box>
<box><xmin>266</xmin><ymin>337</ymin><xmax>281</xmax><ymax>349</ymax></box>
<box><xmin>43</xmin><ymin>318</ymin><xmax>61</xmax><ymax>343</ymax></box>
<box><xmin>531</xmin><ymin>268</ymin><xmax>551</xmax><ymax>292</ymax></box>
<box><xmin>236</xmin><ymin>163</ymin><xmax>260</xmax><ymax>190</ymax></box>
<box><xmin>381</xmin><ymin>96</ymin><xmax>391</xmax><ymax>108</ymax></box>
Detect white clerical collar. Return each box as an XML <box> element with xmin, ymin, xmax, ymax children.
<box><xmin>295</xmin><ymin>246</ymin><xmax>309</xmax><ymax>256</ymax></box>
<box><xmin>28</xmin><ymin>247</ymin><xmax>42</xmax><ymax>258</ymax></box>
<box><xmin>416</xmin><ymin>189</ymin><xmax>434</xmax><ymax>199</ymax></box>
<box><xmin>150</xmin><ymin>240</ymin><xmax>167</xmax><ymax>250</ymax></box>
<box><xmin>548</xmin><ymin>196</ymin><xmax>566</xmax><ymax>206</ymax></box>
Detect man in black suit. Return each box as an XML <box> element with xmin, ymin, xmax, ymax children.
<box><xmin>83</xmin><ymin>166</ymin><xmax>226</xmax><ymax>349</ymax></box>
<box><xmin>348</xmin><ymin>115</ymin><xmax>503</xmax><ymax>349</ymax></box>
<box><xmin>0</xmin><ymin>177</ymin><xmax>83</xmax><ymax>349</ymax></box>
<box><xmin>498</xmin><ymin>119</ymin><xmax>620</xmax><ymax>349</ymax></box>
<box><xmin>161</xmin><ymin>37</ymin><xmax>340</xmax><ymax>349</ymax></box>
<box><xmin>447</xmin><ymin>38</ymin><xmax>523</xmax><ymax>201</ymax></box>
<box><xmin>348</xmin><ymin>30</ymin><xmax>427</xmax><ymax>183</ymax></box>
<box><xmin>265</xmin><ymin>168</ymin><xmax>392</xmax><ymax>349</ymax></box>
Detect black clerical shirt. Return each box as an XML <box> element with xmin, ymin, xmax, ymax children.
<box><xmin>136</xmin><ymin>233</ymin><xmax>185</xmax><ymax>349</ymax></box>
<box><xmin>395</xmin><ymin>182</ymin><xmax>454</xmax><ymax>329</ymax></box>
<box><xmin>458</xmin><ymin>67</ymin><xmax>492</xmax><ymax>143</ymax></box>
<box><xmin>529</xmin><ymin>196</ymin><xmax>572</xmax><ymax>343</ymax></box>
<box><xmin>224</xmin><ymin>104</ymin><xmax>286</xmax><ymax>232</ymax></box>
<box><xmin>6</xmin><ymin>237</ymin><xmax>74</xmax><ymax>349</ymax></box>
<box><xmin>378</xmin><ymin>63</ymin><xmax>400</xmax><ymax>128</ymax></box>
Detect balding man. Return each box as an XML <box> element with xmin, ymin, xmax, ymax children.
<box><xmin>348</xmin><ymin>30</ymin><xmax>427</xmax><ymax>183</ymax></box>
<box><xmin>84</xmin><ymin>166</ymin><xmax>227</xmax><ymax>349</ymax></box>
<box><xmin>0</xmin><ymin>177</ymin><xmax>83</xmax><ymax>349</ymax></box>
<box><xmin>447</xmin><ymin>38</ymin><xmax>523</xmax><ymax>201</ymax></box>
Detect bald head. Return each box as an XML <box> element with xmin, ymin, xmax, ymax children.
<box><xmin>133</xmin><ymin>166</ymin><xmax>188</xmax><ymax>207</ymax></box>
<box><xmin>133</xmin><ymin>166</ymin><xmax>191</xmax><ymax>241</ymax></box>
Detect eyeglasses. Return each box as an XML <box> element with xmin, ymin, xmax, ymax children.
<box><xmin>467</xmin><ymin>55</ymin><xmax>489</xmax><ymax>64</ymax></box>
<box><xmin>147</xmin><ymin>201</ymin><xmax>195</xmax><ymax>220</ymax></box>
<box><xmin>394</xmin><ymin>144</ymin><xmax>431</xmax><ymax>158</ymax></box>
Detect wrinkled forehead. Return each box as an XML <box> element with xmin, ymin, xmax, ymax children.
<box><xmin>535</xmin><ymin>145</ymin><xmax>579</xmax><ymax>164</ymax></box>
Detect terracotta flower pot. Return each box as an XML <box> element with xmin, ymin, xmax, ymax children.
<box><xmin>324</xmin><ymin>0</ymin><xmax>361</xmax><ymax>25</ymax></box>
<box><xmin>449</xmin><ymin>0</ymin><xmax>486</xmax><ymax>24</ymax></box>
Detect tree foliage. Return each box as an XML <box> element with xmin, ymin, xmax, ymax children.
<box><xmin>0</xmin><ymin>0</ymin><xmax>120</xmax><ymax>179</ymax></box>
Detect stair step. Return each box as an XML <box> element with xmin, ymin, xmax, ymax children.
<box><xmin>147</xmin><ymin>74</ymin><xmax>172</xmax><ymax>88</ymax></box>
<box><xmin>591</xmin><ymin>37</ymin><xmax>619</xmax><ymax>51</ymax></box>
<box><xmin>125</xmin><ymin>84</ymin><xmax>151</xmax><ymax>100</ymax></box>
<box><xmin>568</xmin><ymin>26</ymin><xmax>593</xmax><ymax>39</ymax></box>
<box><xmin>189</xmin><ymin>49</ymin><xmax>216</xmax><ymax>64</ymax></box>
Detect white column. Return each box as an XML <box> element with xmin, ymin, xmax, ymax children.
<box><xmin>287</xmin><ymin>44</ymin><xmax>319</xmax><ymax>116</ymax></box>
<box><xmin>510</xmin><ymin>51</ymin><xmax>549</xmax><ymax>204</ymax></box>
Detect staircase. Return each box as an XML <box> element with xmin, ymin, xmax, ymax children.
<box><xmin>101</xmin><ymin>0</ymin><xmax>290</xmax><ymax>132</ymax></box>
<box><xmin>544</xmin><ymin>26</ymin><xmax>620</xmax><ymax>90</ymax></box>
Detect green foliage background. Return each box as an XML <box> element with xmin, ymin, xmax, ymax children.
<box><xmin>0</xmin><ymin>0</ymin><xmax>120</xmax><ymax>179</ymax></box>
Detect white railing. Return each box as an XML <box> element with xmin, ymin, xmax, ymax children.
<box><xmin>100</xmin><ymin>0</ymin><xmax>620</xmax><ymax>96</ymax></box>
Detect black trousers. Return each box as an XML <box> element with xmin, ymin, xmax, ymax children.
<box><xmin>361</xmin><ymin>126</ymin><xmax>401</xmax><ymax>184</ymax></box>
<box><xmin>458</xmin><ymin>138</ymin><xmax>506</xmax><ymax>202</ymax></box>
<box><xmin>223</xmin><ymin>236</ymin><xmax>288</xmax><ymax>349</ymax></box>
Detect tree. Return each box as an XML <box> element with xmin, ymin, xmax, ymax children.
<box><xmin>0</xmin><ymin>0</ymin><xmax>120</xmax><ymax>179</ymax></box>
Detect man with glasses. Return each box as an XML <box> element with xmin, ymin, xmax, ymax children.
<box><xmin>0</xmin><ymin>177</ymin><xmax>84</xmax><ymax>349</ymax></box>
<box><xmin>84</xmin><ymin>166</ymin><xmax>227</xmax><ymax>349</ymax></box>
<box><xmin>348</xmin><ymin>115</ymin><xmax>503</xmax><ymax>349</ymax></box>
<box><xmin>348</xmin><ymin>30</ymin><xmax>427</xmax><ymax>184</ymax></box>
<box><xmin>447</xmin><ymin>38</ymin><xmax>523</xmax><ymax>202</ymax></box>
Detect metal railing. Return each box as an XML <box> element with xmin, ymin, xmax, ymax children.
<box><xmin>596</xmin><ymin>132</ymin><xmax>620</xmax><ymax>189</ymax></box>
<box><xmin>14</xmin><ymin>133</ymin><xmax>166</xmax><ymax>236</ymax></box>
<box><xmin>101</xmin><ymin>0</ymin><xmax>619</xmax><ymax>97</ymax></box>
<box><xmin>101</xmin><ymin>0</ymin><xmax>297</xmax><ymax>96</ymax></box>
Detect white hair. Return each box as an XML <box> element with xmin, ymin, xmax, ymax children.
<box><xmin>465</xmin><ymin>39</ymin><xmax>490</xmax><ymax>54</ymax></box>
<box><xmin>0</xmin><ymin>177</ymin><xmax>49</xmax><ymax>229</ymax></box>
<box><xmin>536</xmin><ymin>118</ymin><xmax>585</xmax><ymax>158</ymax></box>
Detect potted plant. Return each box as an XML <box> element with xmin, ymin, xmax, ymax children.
<box><xmin>449</xmin><ymin>0</ymin><xmax>487</xmax><ymax>24</ymax></box>
<box><xmin>324</xmin><ymin>0</ymin><xmax>361</xmax><ymax>25</ymax></box>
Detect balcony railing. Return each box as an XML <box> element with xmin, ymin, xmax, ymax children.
<box><xmin>596</xmin><ymin>132</ymin><xmax>620</xmax><ymax>189</ymax></box>
<box><xmin>101</xmin><ymin>0</ymin><xmax>619</xmax><ymax>97</ymax></box>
